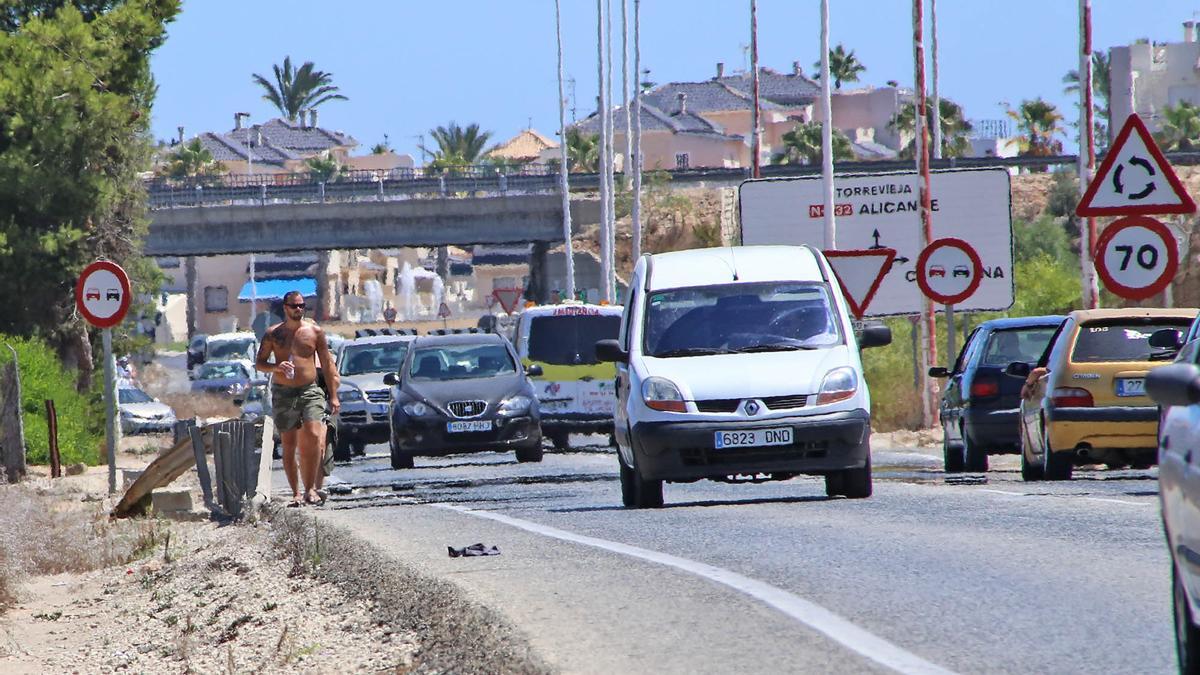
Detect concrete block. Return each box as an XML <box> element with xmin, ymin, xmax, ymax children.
<box><xmin>151</xmin><ymin>487</ymin><xmax>193</xmax><ymax>514</ymax></box>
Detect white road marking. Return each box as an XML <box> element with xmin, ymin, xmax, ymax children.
<box><xmin>978</xmin><ymin>489</ymin><xmax>1027</xmax><ymax>497</ymax></box>
<box><xmin>1082</xmin><ymin>497</ymin><xmax>1152</xmax><ymax>507</ymax></box>
<box><xmin>437</xmin><ymin>503</ymin><xmax>957</xmax><ymax>675</ymax></box>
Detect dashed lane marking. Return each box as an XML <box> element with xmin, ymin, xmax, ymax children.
<box><xmin>1082</xmin><ymin>496</ymin><xmax>1153</xmax><ymax>507</ymax></box>
<box><xmin>437</xmin><ymin>503</ymin><xmax>957</xmax><ymax>675</ymax></box>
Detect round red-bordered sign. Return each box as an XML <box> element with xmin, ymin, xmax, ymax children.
<box><xmin>1093</xmin><ymin>215</ymin><xmax>1179</xmax><ymax>301</ymax></box>
<box><xmin>916</xmin><ymin>238</ymin><xmax>983</xmax><ymax>305</ymax></box>
<box><xmin>75</xmin><ymin>260</ymin><xmax>132</xmax><ymax>329</ymax></box>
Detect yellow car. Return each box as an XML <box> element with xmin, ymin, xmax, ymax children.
<box><xmin>1013</xmin><ymin>308</ymin><xmax>1197</xmax><ymax>481</ymax></box>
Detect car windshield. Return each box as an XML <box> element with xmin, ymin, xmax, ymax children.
<box><xmin>198</xmin><ymin>363</ymin><xmax>246</xmax><ymax>380</ymax></box>
<box><xmin>643</xmin><ymin>282</ymin><xmax>842</xmax><ymax>357</ymax></box>
<box><xmin>409</xmin><ymin>343</ymin><xmax>516</xmax><ymax>381</ymax></box>
<box><xmin>118</xmin><ymin>388</ymin><xmax>153</xmax><ymax>404</ymax></box>
<box><xmin>208</xmin><ymin>338</ymin><xmax>254</xmax><ymax>360</ymax></box>
<box><xmin>1072</xmin><ymin>320</ymin><xmax>1193</xmax><ymax>363</ymax></box>
<box><xmin>340</xmin><ymin>342</ymin><xmax>410</xmax><ymax>375</ymax></box>
<box><xmin>528</xmin><ymin>313</ymin><xmax>620</xmax><ymax>366</ymax></box>
<box><xmin>981</xmin><ymin>327</ymin><xmax>1058</xmax><ymax>366</ymax></box>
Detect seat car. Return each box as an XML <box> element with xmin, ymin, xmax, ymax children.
<box><xmin>931</xmin><ymin>316</ymin><xmax>1063</xmax><ymax>472</ymax></box>
<box><xmin>510</xmin><ymin>303</ymin><xmax>622</xmax><ymax>449</ymax></box>
<box><xmin>1010</xmin><ymin>307</ymin><xmax>1197</xmax><ymax>481</ymax></box>
<box><xmin>1145</xmin><ymin>352</ymin><xmax>1200</xmax><ymax>671</ymax></box>
<box><xmin>595</xmin><ymin>245</ymin><xmax>892</xmax><ymax>508</ymax></box>
<box><xmin>335</xmin><ymin>331</ymin><xmax>417</xmax><ymax>459</ymax></box>
<box><xmin>190</xmin><ymin>360</ymin><xmax>260</xmax><ymax>398</ymax></box>
<box><xmin>383</xmin><ymin>333</ymin><xmax>543</xmax><ymax>469</ymax></box>
<box><xmin>118</xmin><ymin>386</ymin><xmax>176</xmax><ymax>434</ymax></box>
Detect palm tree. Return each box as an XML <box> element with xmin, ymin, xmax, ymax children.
<box><xmin>252</xmin><ymin>56</ymin><xmax>348</xmax><ymax>122</ymax></box>
<box><xmin>888</xmin><ymin>98</ymin><xmax>974</xmax><ymax>159</ymax></box>
<box><xmin>164</xmin><ymin>139</ymin><xmax>220</xmax><ymax>178</ymax></box>
<box><xmin>1156</xmin><ymin>101</ymin><xmax>1200</xmax><ymax>151</ymax></box>
<box><xmin>565</xmin><ymin>128</ymin><xmax>599</xmax><ymax>172</ymax></box>
<box><xmin>1062</xmin><ymin>50</ymin><xmax>1111</xmax><ymax>148</ymax></box>
<box><xmin>814</xmin><ymin>44</ymin><xmax>865</xmax><ymax>90</ymax></box>
<box><xmin>420</xmin><ymin>122</ymin><xmax>493</xmax><ymax>165</ymax></box>
<box><xmin>304</xmin><ymin>152</ymin><xmax>343</xmax><ymax>182</ymax></box>
<box><xmin>1005</xmin><ymin>98</ymin><xmax>1065</xmax><ymax>159</ymax></box>
<box><xmin>771</xmin><ymin>121</ymin><xmax>853</xmax><ymax>165</ymax></box>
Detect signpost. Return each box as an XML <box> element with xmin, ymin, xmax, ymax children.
<box><xmin>822</xmin><ymin>248</ymin><xmax>896</xmax><ymax>318</ymax></box>
<box><xmin>1092</xmin><ymin>215</ymin><xmax>1179</xmax><ymax>301</ymax></box>
<box><xmin>76</xmin><ymin>260</ymin><xmax>132</xmax><ymax>495</ymax></box>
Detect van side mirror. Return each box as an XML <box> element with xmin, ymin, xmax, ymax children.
<box><xmin>1005</xmin><ymin>362</ymin><xmax>1031</xmax><ymax>378</ymax></box>
<box><xmin>1147</xmin><ymin>363</ymin><xmax>1200</xmax><ymax>406</ymax></box>
<box><xmin>525</xmin><ymin>364</ymin><xmax>543</xmax><ymax>378</ymax></box>
<box><xmin>858</xmin><ymin>323</ymin><xmax>892</xmax><ymax>349</ymax></box>
<box><xmin>383</xmin><ymin>372</ymin><xmax>399</xmax><ymax>386</ymax></box>
<box><xmin>1150</xmin><ymin>328</ymin><xmax>1183</xmax><ymax>350</ymax></box>
<box><xmin>928</xmin><ymin>367</ymin><xmax>949</xmax><ymax>378</ymax></box>
<box><xmin>595</xmin><ymin>339</ymin><xmax>628</xmax><ymax>364</ymax></box>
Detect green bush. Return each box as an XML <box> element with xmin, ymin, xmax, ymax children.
<box><xmin>861</xmin><ymin>317</ymin><xmax>924</xmax><ymax>430</ymax></box>
<box><xmin>0</xmin><ymin>335</ymin><xmax>101</xmax><ymax>465</ymax></box>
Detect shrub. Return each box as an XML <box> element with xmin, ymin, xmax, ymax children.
<box><xmin>861</xmin><ymin>317</ymin><xmax>924</xmax><ymax>431</ymax></box>
<box><xmin>0</xmin><ymin>335</ymin><xmax>101</xmax><ymax>465</ymax></box>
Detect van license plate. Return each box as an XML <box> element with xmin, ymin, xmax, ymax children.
<box><xmin>447</xmin><ymin>420</ymin><xmax>493</xmax><ymax>433</ymax></box>
<box><xmin>1116</xmin><ymin>378</ymin><xmax>1145</xmax><ymax>397</ymax></box>
<box><xmin>714</xmin><ymin>427</ymin><xmax>793</xmax><ymax>449</ymax></box>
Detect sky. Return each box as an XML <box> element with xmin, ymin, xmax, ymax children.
<box><xmin>150</xmin><ymin>1</ymin><xmax>1200</xmax><ymax>161</ymax></box>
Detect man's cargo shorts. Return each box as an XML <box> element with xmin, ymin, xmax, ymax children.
<box><xmin>271</xmin><ymin>382</ymin><xmax>327</xmax><ymax>431</ymax></box>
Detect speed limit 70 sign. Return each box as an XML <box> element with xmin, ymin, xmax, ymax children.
<box><xmin>1094</xmin><ymin>215</ymin><xmax>1179</xmax><ymax>300</ymax></box>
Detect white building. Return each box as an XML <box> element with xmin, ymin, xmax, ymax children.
<box><xmin>1110</xmin><ymin>21</ymin><xmax>1200</xmax><ymax>140</ymax></box>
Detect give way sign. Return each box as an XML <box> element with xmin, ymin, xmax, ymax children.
<box><xmin>492</xmin><ymin>288</ymin><xmax>523</xmax><ymax>315</ymax></box>
<box><xmin>823</xmin><ymin>248</ymin><xmax>896</xmax><ymax>318</ymax></box>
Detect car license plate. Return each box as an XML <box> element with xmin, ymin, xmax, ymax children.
<box><xmin>447</xmin><ymin>420</ymin><xmax>493</xmax><ymax>433</ymax></box>
<box><xmin>714</xmin><ymin>427</ymin><xmax>793</xmax><ymax>449</ymax></box>
<box><xmin>1116</xmin><ymin>378</ymin><xmax>1146</xmax><ymax>397</ymax></box>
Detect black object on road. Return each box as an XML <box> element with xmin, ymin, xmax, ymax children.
<box><xmin>448</xmin><ymin>543</ymin><xmax>501</xmax><ymax>558</ymax></box>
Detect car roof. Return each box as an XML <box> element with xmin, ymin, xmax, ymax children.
<box><xmin>344</xmin><ymin>334</ymin><xmax>418</xmax><ymax>346</ymax></box>
<box><xmin>646</xmin><ymin>245</ymin><xmax>824</xmax><ymax>292</ymax></box>
<box><xmin>1067</xmin><ymin>308</ymin><xmax>1198</xmax><ymax>322</ymax></box>
<box><xmin>975</xmin><ymin>315</ymin><xmax>1065</xmax><ymax>331</ymax></box>
<box><xmin>411</xmin><ymin>333</ymin><xmax>508</xmax><ymax>348</ymax></box>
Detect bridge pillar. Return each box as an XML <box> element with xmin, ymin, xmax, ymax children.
<box><xmin>528</xmin><ymin>241</ymin><xmax>549</xmax><ymax>305</ymax></box>
<box><xmin>185</xmin><ymin>256</ymin><xmax>197</xmax><ymax>340</ymax></box>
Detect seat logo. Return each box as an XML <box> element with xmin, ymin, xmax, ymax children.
<box><xmin>744</xmin><ymin>400</ymin><xmax>760</xmax><ymax>416</ymax></box>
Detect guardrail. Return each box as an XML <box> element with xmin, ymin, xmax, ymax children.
<box><xmin>145</xmin><ymin>152</ymin><xmax>1200</xmax><ymax>210</ymax></box>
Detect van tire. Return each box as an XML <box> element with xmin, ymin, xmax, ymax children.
<box><xmin>839</xmin><ymin>458</ymin><xmax>873</xmax><ymax>499</ymax></box>
<box><xmin>389</xmin><ymin>435</ymin><xmax>414</xmax><ymax>470</ymax></box>
<box><xmin>1175</xmin><ymin>564</ymin><xmax>1200</xmax><ymax>674</ymax></box>
<box><xmin>619</xmin><ymin>452</ymin><xmax>662</xmax><ymax>508</ymax></box>
<box><xmin>333</xmin><ymin>435</ymin><xmax>353</xmax><ymax>463</ymax></box>
<box><xmin>549</xmin><ymin>431</ymin><xmax>570</xmax><ymax>451</ymax></box>
<box><xmin>515</xmin><ymin>444</ymin><xmax>543</xmax><ymax>463</ymax></box>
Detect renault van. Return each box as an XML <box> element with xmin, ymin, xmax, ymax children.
<box><xmin>511</xmin><ymin>303</ymin><xmax>622</xmax><ymax>449</ymax></box>
<box><xmin>596</xmin><ymin>245</ymin><xmax>891</xmax><ymax>508</ymax></box>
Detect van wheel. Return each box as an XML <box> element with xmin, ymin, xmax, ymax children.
<box><xmin>515</xmin><ymin>444</ymin><xmax>543</xmax><ymax>463</ymax></box>
<box><xmin>549</xmin><ymin>431</ymin><xmax>570</xmax><ymax>451</ymax></box>
<box><xmin>1043</xmin><ymin>446</ymin><xmax>1073</xmax><ymax>481</ymax></box>
<box><xmin>389</xmin><ymin>435</ymin><xmax>414</xmax><ymax>470</ymax></box>
<box><xmin>618</xmin><ymin>451</ymin><xmax>662</xmax><ymax>508</ymax></box>
<box><xmin>333</xmin><ymin>434</ymin><xmax>353</xmax><ymax>462</ymax></box>
<box><xmin>839</xmin><ymin>458</ymin><xmax>873</xmax><ymax>499</ymax></box>
<box><xmin>943</xmin><ymin>437</ymin><xmax>964</xmax><ymax>474</ymax></box>
<box><xmin>962</xmin><ymin>428</ymin><xmax>989</xmax><ymax>472</ymax></box>
<box><xmin>1175</xmin><ymin>564</ymin><xmax>1200</xmax><ymax>674</ymax></box>
<box><xmin>351</xmin><ymin>439</ymin><xmax>367</xmax><ymax>456</ymax></box>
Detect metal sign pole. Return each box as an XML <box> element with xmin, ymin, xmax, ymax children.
<box><xmin>102</xmin><ymin>328</ymin><xmax>116</xmax><ymax>494</ymax></box>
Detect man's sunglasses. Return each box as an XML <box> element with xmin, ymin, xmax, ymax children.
<box><xmin>285</xmin><ymin>303</ymin><xmax>306</xmax><ymax>309</ymax></box>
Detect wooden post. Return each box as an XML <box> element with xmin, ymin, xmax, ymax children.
<box><xmin>45</xmin><ymin>400</ymin><xmax>60</xmax><ymax>479</ymax></box>
<box><xmin>1</xmin><ymin>345</ymin><xmax>26</xmax><ymax>483</ymax></box>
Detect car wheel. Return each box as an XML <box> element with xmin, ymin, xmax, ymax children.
<box><xmin>619</xmin><ymin>455</ymin><xmax>638</xmax><ymax>507</ymax></box>
<box><xmin>389</xmin><ymin>434</ymin><xmax>414</xmax><ymax>470</ymax></box>
<box><xmin>549</xmin><ymin>431</ymin><xmax>570</xmax><ymax>451</ymax></box>
<box><xmin>1043</xmin><ymin>445</ymin><xmax>1073</xmax><ymax>481</ymax></box>
<box><xmin>1175</xmin><ymin>564</ymin><xmax>1200</xmax><ymax>674</ymax></box>
<box><xmin>515</xmin><ymin>443</ymin><xmax>543</xmax><ymax>463</ymax></box>
<box><xmin>618</xmin><ymin>450</ymin><xmax>662</xmax><ymax>508</ymax></box>
<box><xmin>824</xmin><ymin>471</ymin><xmax>846</xmax><ymax>498</ymax></box>
<box><xmin>333</xmin><ymin>434</ymin><xmax>353</xmax><ymax>463</ymax></box>
<box><xmin>962</xmin><ymin>427</ymin><xmax>989</xmax><ymax>472</ymax></box>
<box><xmin>839</xmin><ymin>457</ymin><xmax>873</xmax><ymax>499</ymax></box>
<box><xmin>943</xmin><ymin>436</ymin><xmax>964</xmax><ymax>474</ymax></box>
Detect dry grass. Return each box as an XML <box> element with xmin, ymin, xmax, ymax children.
<box><xmin>160</xmin><ymin>392</ymin><xmax>238</xmax><ymax>422</ymax></box>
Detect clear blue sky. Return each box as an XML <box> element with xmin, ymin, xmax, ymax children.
<box><xmin>150</xmin><ymin>1</ymin><xmax>1200</xmax><ymax>161</ymax></box>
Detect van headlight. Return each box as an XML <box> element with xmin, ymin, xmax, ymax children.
<box><xmin>642</xmin><ymin>376</ymin><xmax>687</xmax><ymax>413</ymax></box>
<box><xmin>498</xmin><ymin>395</ymin><xmax>532</xmax><ymax>415</ymax></box>
<box><xmin>402</xmin><ymin>401</ymin><xmax>430</xmax><ymax>417</ymax></box>
<box><xmin>816</xmin><ymin>367</ymin><xmax>858</xmax><ymax>405</ymax></box>
<box><xmin>339</xmin><ymin>387</ymin><xmax>364</xmax><ymax>402</ymax></box>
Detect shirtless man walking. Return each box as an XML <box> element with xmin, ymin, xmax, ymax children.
<box><xmin>255</xmin><ymin>291</ymin><xmax>340</xmax><ymax>506</ymax></box>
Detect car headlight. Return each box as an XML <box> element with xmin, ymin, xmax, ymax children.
<box><xmin>816</xmin><ymin>367</ymin><xmax>858</xmax><ymax>405</ymax></box>
<box><xmin>498</xmin><ymin>395</ymin><xmax>532</xmax><ymax>415</ymax></box>
<box><xmin>339</xmin><ymin>387</ymin><xmax>364</xmax><ymax>402</ymax></box>
<box><xmin>403</xmin><ymin>401</ymin><xmax>430</xmax><ymax>416</ymax></box>
<box><xmin>642</xmin><ymin>376</ymin><xmax>686</xmax><ymax>412</ymax></box>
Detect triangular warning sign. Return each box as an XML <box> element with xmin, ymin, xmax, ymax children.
<box><xmin>823</xmin><ymin>248</ymin><xmax>896</xmax><ymax>318</ymax></box>
<box><xmin>492</xmin><ymin>288</ymin><xmax>523</xmax><ymax>315</ymax></box>
<box><xmin>1076</xmin><ymin>114</ymin><xmax>1196</xmax><ymax>217</ymax></box>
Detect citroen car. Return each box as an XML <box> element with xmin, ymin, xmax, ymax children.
<box><xmin>384</xmin><ymin>333</ymin><xmax>543</xmax><ymax>469</ymax></box>
<box><xmin>1010</xmin><ymin>307</ymin><xmax>1197</xmax><ymax>481</ymax></box>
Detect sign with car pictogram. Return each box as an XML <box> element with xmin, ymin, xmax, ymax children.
<box><xmin>916</xmin><ymin>238</ymin><xmax>983</xmax><ymax>305</ymax></box>
<box><xmin>1093</xmin><ymin>215</ymin><xmax>1179</xmax><ymax>300</ymax></box>
<box><xmin>822</xmin><ymin>248</ymin><xmax>896</xmax><ymax>318</ymax></box>
<box><xmin>1076</xmin><ymin>114</ymin><xmax>1196</xmax><ymax>217</ymax></box>
<box><xmin>75</xmin><ymin>260</ymin><xmax>132</xmax><ymax>329</ymax></box>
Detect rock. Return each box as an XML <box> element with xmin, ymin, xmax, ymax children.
<box><xmin>137</xmin><ymin>644</ymin><xmax>153</xmax><ymax>654</ymax></box>
<box><xmin>65</xmin><ymin>463</ymin><xmax>87</xmax><ymax>476</ymax></box>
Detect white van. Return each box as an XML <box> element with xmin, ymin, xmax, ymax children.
<box><xmin>596</xmin><ymin>245</ymin><xmax>891</xmax><ymax>508</ymax></box>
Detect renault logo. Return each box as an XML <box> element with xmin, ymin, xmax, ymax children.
<box><xmin>744</xmin><ymin>400</ymin><xmax>760</xmax><ymax>416</ymax></box>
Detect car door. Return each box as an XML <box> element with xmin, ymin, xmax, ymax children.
<box><xmin>1021</xmin><ymin>319</ymin><xmax>1070</xmax><ymax>459</ymax></box>
<box><xmin>1167</xmin><ymin>341</ymin><xmax>1200</xmax><ymax>597</ymax></box>
<box><xmin>942</xmin><ymin>328</ymin><xmax>983</xmax><ymax>444</ymax></box>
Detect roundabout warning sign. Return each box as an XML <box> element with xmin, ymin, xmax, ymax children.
<box><xmin>916</xmin><ymin>238</ymin><xmax>983</xmax><ymax>306</ymax></box>
<box><xmin>1093</xmin><ymin>215</ymin><xmax>1179</xmax><ymax>300</ymax></box>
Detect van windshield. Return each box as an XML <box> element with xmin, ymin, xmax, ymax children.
<box><xmin>643</xmin><ymin>282</ymin><xmax>842</xmax><ymax>358</ymax></box>
<box><xmin>528</xmin><ymin>314</ymin><xmax>620</xmax><ymax>365</ymax></box>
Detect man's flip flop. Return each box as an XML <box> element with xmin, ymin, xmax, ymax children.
<box><xmin>286</xmin><ymin>499</ymin><xmax>303</xmax><ymax>508</ymax></box>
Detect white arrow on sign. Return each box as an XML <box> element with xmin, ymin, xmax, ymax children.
<box><xmin>823</xmin><ymin>248</ymin><xmax>896</xmax><ymax>318</ymax></box>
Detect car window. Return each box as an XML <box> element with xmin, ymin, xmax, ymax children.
<box><xmin>528</xmin><ymin>314</ymin><xmax>620</xmax><ymax>366</ymax></box>
<box><xmin>1036</xmin><ymin>319</ymin><xmax>1070</xmax><ymax>368</ymax></box>
<box><xmin>643</xmin><ymin>281</ymin><xmax>843</xmax><ymax>357</ymax></box>
<box><xmin>981</xmin><ymin>327</ymin><xmax>1058</xmax><ymax>366</ymax></box>
<box><xmin>1072</xmin><ymin>320</ymin><xmax>1193</xmax><ymax>363</ymax></box>
<box><xmin>340</xmin><ymin>341</ymin><xmax>410</xmax><ymax>375</ymax></box>
<box><xmin>118</xmin><ymin>388</ymin><xmax>153</xmax><ymax>404</ymax></box>
<box><xmin>620</xmin><ymin>287</ymin><xmax>637</xmax><ymax>352</ymax></box>
<box><xmin>208</xmin><ymin>338</ymin><xmax>255</xmax><ymax>360</ymax></box>
<box><xmin>951</xmin><ymin>328</ymin><xmax>980</xmax><ymax>374</ymax></box>
<box><xmin>409</xmin><ymin>343</ymin><xmax>516</xmax><ymax>380</ymax></box>
<box><xmin>198</xmin><ymin>363</ymin><xmax>245</xmax><ymax>380</ymax></box>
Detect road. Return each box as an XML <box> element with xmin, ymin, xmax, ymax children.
<box><xmin>282</xmin><ymin>439</ymin><xmax>1174</xmax><ymax>675</ymax></box>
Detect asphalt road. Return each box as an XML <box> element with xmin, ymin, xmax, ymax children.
<box><xmin>282</xmin><ymin>439</ymin><xmax>1174</xmax><ymax>675</ymax></box>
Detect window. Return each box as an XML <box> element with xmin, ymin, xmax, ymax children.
<box><xmin>204</xmin><ymin>286</ymin><xmax>228</xmax><ymax>313</ymax></box>
<box><xmin>340</xmin><ymin>341</ymin><xmax>411</xmax><ymax>376</ymax></box>
<box><xmin>981</xmin><ymin>328</ymin><xmax>1059</xmax><ymax>366</ymax></box>
<box><xmin>1072</xmin><ymin>320</ymin><xmax>1192</xmax><ymax>363</ymax></box>
<box><xmin>409</xmin><ymin>343</ymin><xmax>516</xmax><ymax>380</ymax></box>
<box><xmin>528</xmin><ymin>314</ymin><xmax>621</xmax><ymax>366</ymax></box>
<box><xmin>675</xmin><ymin>153</ymin><xmax>690</xmax><ymax>170</ymax></box>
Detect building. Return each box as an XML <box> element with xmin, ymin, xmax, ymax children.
<box><xmin>1109</xmin><ymin>21</ymin><xmax>1200</xmax><ymax>140</ymax></box>
<box><xmin>488</xmin><ymin>129</ymin><xmax>560</xmax><ymax>164</ymax></box>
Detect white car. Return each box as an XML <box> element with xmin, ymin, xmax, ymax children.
<box><xmin>595</xmin><ymin>245</ymin><xmax>891</xmax><ymax>508</ymax></box>
<box><xmin>118</xmin><ymin>386</ymin><xmax>176</xmax><ymax>434</ymax></box>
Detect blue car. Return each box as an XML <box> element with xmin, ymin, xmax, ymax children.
<box><xmin>930</xmin><ymin>315</ymin><xmax>1064</xmax><ymax>472</ymax></box>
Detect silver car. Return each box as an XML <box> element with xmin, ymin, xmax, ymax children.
<box><xmin>335</xmin><ymin>332</ymin><xmax>417</xmax><ymax>458</ymax></box>
<box><xmin>118</xmin><ymin>386</ymin><xmax>176</xmax><ymax>434</ymax></box>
